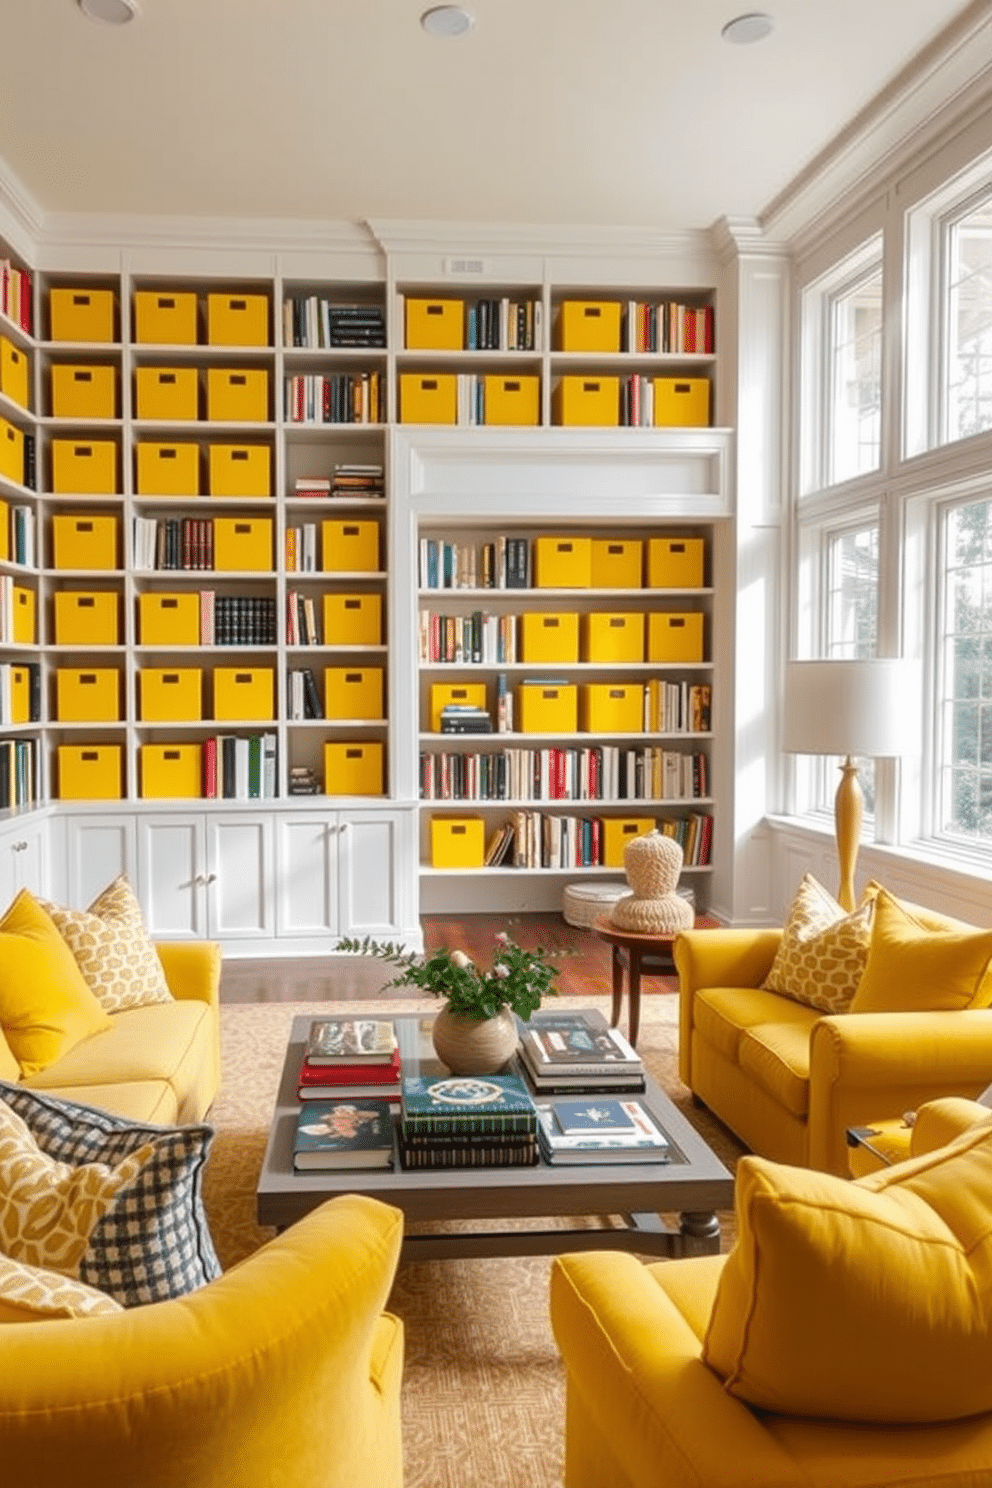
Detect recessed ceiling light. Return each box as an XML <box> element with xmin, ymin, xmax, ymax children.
<box><xmin>421</xmin><ymin>6</ymin><xmax>474</xmax><ymax>38</ymax></box>
<box><xmin>78</xmin><ymin>0</ymin><xmax>139</xmax><ymax>21</ymax></box>
<box><xmin>721</xmin><ymin>12</ymin><xmax>774</xmax><ymax>45</ymax></box>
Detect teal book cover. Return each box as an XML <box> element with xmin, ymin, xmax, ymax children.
<box><xmin>293</xmin><ymin>1099</ymin><xmax>395</xmax><ymax>1169</ymax></box>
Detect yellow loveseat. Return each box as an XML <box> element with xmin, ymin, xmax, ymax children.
<box><xmin>0</xmin><ymin>1193</ymin><xmax>405</xmax><ymax>1488</ymax></box>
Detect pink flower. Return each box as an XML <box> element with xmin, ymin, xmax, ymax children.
<box><xmin>494</xmin><ymin>931</ymin><xmax>510</xmax><ymax>945</ymax></box>
<box><xmin>493</xmin><ymin>963</ymin><xmax>510</xmax><ymax>980</ymax></box>
<box><xmin>449</xmin><ymin>949</ymin><xmax>473</xmax><ymax>969</ymax></box>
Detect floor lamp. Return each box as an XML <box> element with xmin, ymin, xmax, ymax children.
<box><xmin>782</xmin><ymin>659</ymin><xmax>916</xmax><ymax>912</ymax></box>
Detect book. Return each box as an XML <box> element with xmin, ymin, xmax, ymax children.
<box><xmin>518</xmin><ymin>1012</ymin><xmax>643</xmax><ymax>1073</ymax></box>
<box><xmin>536</xmin><ymin>1099</ymin><xmax>670</xmax><ymax>1165</ymax></box>
<box><xmin>400</xmin><ymin>1072</ymin><xmax>536</xmax><ymax>1135</ymax></box>
<box><xmin>546</xmin><ymin>1096</ymin><xmax>652</xmax><ymax>1135</ymax></box>
<box><xmin>298</xmin><ymin>1047</ymin><xmax>402</xmax><ymax>1101</ymax></box>
<box><xmin>292</xmin><ymin>1099</ymin><xmax>395</xmax><ymax>1170</ymax></box>
<box><xmin>304</xmin><ymin>1018</ymin><xmax>398</xmax><ymax>1065</ymax></box>
<box><xmin>398</xmin><ymin>1133</ymin><xmax>538</xmax><ymax>1169</ymax></box>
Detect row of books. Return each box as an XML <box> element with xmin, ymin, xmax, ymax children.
<box><xmin>504</xmin><ymin>809</ymin><xmax>712</xmax><ymax>868</ymax></box>
<box><xmin>0</xmin><ymin>661</ymin><xmax>39</xmax><ymax>724</ymax></box>
<box><xmin>286</xmin><ymin>590</ymin><xmax>321</xmax><ymax>645</ymax></box>
<box><xmin>201</xmin><ymin>593</ymin><xmax>277</xmax><ymax>646</ymax></box>
<box><xmin>293</xmin><ymin>465</ymin><xmax>385</xmax><ymax>500</ymax></box>
<box><xmin>0</xmin><ymin>737</ymin><xmax>38</xmax><ymax>807</ymax></box>
<box><xmin>285</xmin><ymin>524</ymin><xmax>318</xmax><ymax>572</ymax></box>
<box><xmin>465</xmin><ymin>296</ymin><xmax>542</xmax><ymax>351</ymax></box>
<box><xmin>419</xmin><ymin>609</ymin><xmax>518</xmax><ymax>664</ymax></box>
<box><xmin>283</xmin><ymin>372</ymin><xmax>385</xmax><ymax>425</ymax></box>
<box><xmin>419</xmin><ymin>745</ymin><xmax>709</xmax><ymax>802</ymax></box>
<box><xmin>203</xmin><ymin>732</ymin><xmax>277</xmax><ymax>799</ymax></box>
<box><xmin>282</xmin><ymin>298</ymin><xmax>386</xmax><ymax>349</ymax></box>
<box><xmin>286</xmin><ymin>667</ymin><xmax>323</xmax><ymax>720</ymax></box>
<box><xmin>1</xmin><ymin>502</ymin><xmax>35</xmax><ymax>567</ymax></box>
<box><xmin>133</xmin><ymin>516</ymin><xmax>220</xmax><ymax>572</ymax></box>
<box><xmin>624</xmin><ymin>300</ymin><xmax>714</xmax><ymax>355</ymax></box>
<box><xmin>646</xmin><ymin>680</ymin><xmax>711</xmax><ymax>734</ymax></box>
<box><xmin>1</xmin><ymin>261</ymin><xmax>32</xmax><ymax>334</ymax></box>
<box><xmin>419</xmin><ymin>536</ymin><xmax>532</xmax><ymax>590</ymax></box>
<box><xmin>0</xmin><ymin>576</ymin><xmax>32</xmax><ymax>644</ymax></box>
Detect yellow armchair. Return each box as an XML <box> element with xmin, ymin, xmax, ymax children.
<box><xmin>0</xmin><ymin>1194</ymin><xmax>405</xmax><ymax>1488</ymax></box>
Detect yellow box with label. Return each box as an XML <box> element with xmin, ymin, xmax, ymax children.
<box><xmin>517</xmin><ymin>681</ymin><xmax>578</xmax><ymax>734</ymax></box>
<box><xmin>49</xmin><ymin>288</ymin><xmax>115</xmax><ymax>343</ymax></box>
<box><xmin>483</xmin><ymin>374</ymin><xmax>539</xmax><ymax>426</ymax></box>
<box><xmin>405</xmin><ymin>297</ymin><xmax>463</xmax><ymax>351</ymax></box>
<box><xmin>54</xmin><ymin>590</ymin><xmax>119</xmax><ymax>646</ymax></box>
<box><xmin>56</xmin><ymin>667</ymin><xmax>121</xmax><ymax>722</ymax></box>
<box><xmin>51</xmin><ymin>364</ymin><xmax>117</xmax><ymax>420</ymax></box>
<box><xmin>591</xmin><ymin>538</ymin><xmax>643</xmax><ymax>589</ymax></box>
<box><xmin>653</xmin><ymin>377</ymin><xmax>710</xmax><ymax>428</ymax></box>
<box><xmin>135</xmin><ymin>366</ymin><xmax>199</xmax><ymax>421</ymax></box>
<box><xmin>399</xmin><ymin>372</ymin><xmax>457</xmax><ymax>425</ymax></box>
<box><xmin>519</xmin><ymin>612</ymin><xmax>579</xmax><ymax>663</ymax></box>
<box><xmin>581</xmin><ymin>682</ymin><xmax>644</xmax><ymax>733</ymax></box>
<box><xmin>429</xmin><ymin>681</ymin><xmax>487</xmax><ymax>734</ymax></box>
<box><xmin>0</xmin><ymin>418</ymin><xmax>23</xmax><ymax>485</ymax></box>
<box><xmin>213</xmin><ymin>517</ymin><xmax>272</xmax><ymax>572</ymax></box>
<box><xmin>321</xmin><ymin>519</ymin><xmax>379</xmax><ymax>573</ymax></box>
<box><xmin>139</xmin><ymin>668</ymin><xmax>203</xmax><ymax>722</ymax></box>
<box><xmin>582</xmin><ymin>612</ymin><xmax>645</xmax><ymax>663</ymax></box>
<box><xmin>51</xmin><ymin>439</ymin><xmax>117</xmax><ymax>495</ymax></box>
<box><xmin>532</xmin><ymin>535</ymin><xmax>592</xmax><ymax>589</ymax></box>
<box><xmin>51</xmin><ymin>514</ymin><xmax>118</xmax><ymax>570</ymax></box>
<box><xmin>646</xmin><ymin>536</ymin><xmax>705</xmax><ymax>588</ymax></box>
<box><xmin>0</xmin><ymin>338</ymin><xmax>29</xmax><ymax>410</ymax></box>
<box><xmin>647</xmin><ymin>611</ymin><xmax>705</xmax><ymax>663</ymax></box>
<box><xmin>138</xmin><ymin>592</ymin><xmax>200</xmax><ymax>646</ymax></box>
<box><xmin>133</xmin><ymin>290</ymin><xmax>198</xmax><ymax>346</ymax></box>
<box><xmin>554</xmin><ymin>300</ymin><xmax>622</xmax><ymax>353</ymax></box>
<box><xmin>431</xmin><ymin>816</ymin><xmax>485</xmax><ymax>869</ymax></box>
<box><xmin>206</xmin><ymin>367</ymin><xmax>269</xmax><ymax>423</ymax></box>
<box><xmin>135</xmin><ymin>442</ymin><xmax>200</xmax><ymax>496</ymax></box>
<box><xmin>325</xmin><ymin>667</ymin><xmax>384</xmax><ymax>720</ymax></box>
<box><xmin>12</xmin><ymin>586</ymin><xmax>35</xmax><ymax>643</ymax></box>
<box><xmin>602</xmin><ymin>817</ymin><xmax>656</xmax><ymax>868</ymax></box>
<box><xmin>207</xmin><ymin>293</ymin><xmax>269</xmax><ymax>347</ymax></box>
<box><xmin>552</xmin><ymin>376</ymin><xmax>620</xmax><ymax>427</ymax></box>
<box><xmin>59</xmin><ymin>744</ymin><xmax>122</xmax><ymax>801</ymax></box>
<box><xmin>10</xmin><ymin>666</ymin><xmax>31</xmax><ymax>725</ymax></box>
<box><xmin>323</xmin><ymin>741</ymin><xmax>384</xmax><ymax>796</ymax></box>
<box><xmin>323</xmin><ymin>593</ymin><xmax>382</xmax><ymax>645</ymax></box>
<box><xmin>208</xmin><ymin>443</ymin><xmax>271</xmax><ymax>497</ymax></box>
<box><xmin>213</xmin><ymin>666</ymin><xmax>275</xmax><ymax>721</ymax></box>
<box><xmin>141</xmin><ymin>743</ymin><xmax>202</xmax><ymax>799</ymax></box>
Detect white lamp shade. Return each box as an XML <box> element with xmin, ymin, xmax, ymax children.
<box><xmin>782</xmin><ymin>659</ymin><xmax>920</xmax><ymax>758</ymax></box>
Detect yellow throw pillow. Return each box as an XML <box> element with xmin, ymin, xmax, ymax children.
<box><xmin>0</xmin><ymin>1252</ymin><xmax>122</xmax><ymax>1322</ymax></box>
<box><xmin>40</xmin><ymin>875</ymin><xmax>173</xmax><ymax>1015</ymax></box>
<box><xmin>703</xmin><ymin>1123</ymin><xmax>992</xmax><ymax>1422</ymax></box>
<box><xmin>761</xmin><ymin>872</ymin><xmax>874</xmax><ymax>1013</ymax></box>
<box><xmin>850</xmin><ymin>887</ymin><xmax>992</xmax><ymax>1012</ymax></box>
<box><xmin>0</xmin><ymin>890</ymin><xmax>111</xmax><ymax>1077</ymax></box>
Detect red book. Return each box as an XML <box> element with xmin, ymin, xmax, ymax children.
<box><xmin>298</xmin><ymin>1049</ymin><xmax>402</xmax><ymax>1101</ymax></box>
<box><xmin>203</xmin><ymin>737</ymin><xmax>218</xmax><ymax>799</ymax></box>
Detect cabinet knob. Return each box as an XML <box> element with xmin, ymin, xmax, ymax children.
<box><xmin>205</xmin><ymin>872</ymin><xmax>218</xmax><ymax>885</ymax></box>
<box><xmin>12</xmin><ymin>841</ymin><xmax>27</xmax><ymax>851</ymax></box>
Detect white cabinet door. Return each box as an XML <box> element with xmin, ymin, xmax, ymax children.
<box><xmin>339</xmin><ymin>811</ymin><xmax>402</xmax><ymax>937</ymax></box>
<box><xmin>0</xmin><ymin>813</ymin><xmax>48</xmax><ymax>906</ymax></box>
<box><xmin>275</xmin><ymin>813</ymin><xmax>340</xmax><ymax>937</ymax></box>
<box><xmin>138</xmin><ymin>816</ymin><xmax>206</xmax><ymax>938</ymax></box>
<box><xmin>206</xmin><ymin>815</ymin><xmax>274</xmax><ymax>939</ymax></box>
<box><xmin>62</xmin><ymin>814</ymin><xmax>134</xmax><ymax>908</ymax></box>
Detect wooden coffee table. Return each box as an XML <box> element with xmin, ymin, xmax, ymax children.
<box><xmin>592</xmin><ymin>914</ymin><xmax>718</xmax><ymax>1048</ymax></box>
<box><xmin>256</xmin><ymin>1009</ymin><xmax>733</xmax><ymax>1263</ymax></box>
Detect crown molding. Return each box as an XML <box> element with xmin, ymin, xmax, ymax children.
<box><xmin>0</xmin><ymin>156</ymin><xmax>44</xmax><ymax>263</ymax></box>
<box><xmin>36</xmin><ymin>211</ymin><xmax>380</xmax><ymax>258</ymax></box>
<box><xmin>366</xmin><ymin>217</ymin><xmax>714</xmax><ymax>265</ymax></box>
<box><xmin>710</xmin><ymin>217</ymin><xmax>790</xmax><ymax>266</ymax></box>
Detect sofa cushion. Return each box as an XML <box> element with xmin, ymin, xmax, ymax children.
<box><xmin>762</xmin><ymin>873</ymin><xmax>874</xmax><ymax>1013</ymax></box>
<box><xmin>0</xmin><ymin>1081</ymin><xmax>221</xmax><ymax>1307</ymax></box>
<box><xmin>694</xmin><ymin>985</ymin><xmax>819</xmax><ymax>1065</ymax></box>
<box><xmin>40</xmin><ymin>875</ymin><xmax>173</xmax><ymax>1015</ymax></box>
<box><xmin>703</xmin><ymin>1122</ymin><xmax>992</xmax><ymax>1422</ymax></box>
<box><xmin>0</xmin><ymin>890</ymin><xmax>112</xmax><ymax>1077</ymax></box>
<box><xmin>737</xmin><ymin>1021</ymin><xmax>811</xmax><ymax>1118</ymax></box>
<box><xmin>22</xmin><ymin>1000</ymin><xmax>211</xmax><ymax>1105</ymax></box>
<box><xmin>0</xmin><ymin>1251</ymin><xmax>123</xmax><ymax>1322</ymax></box>
<box><xmin>850</xmin><ymin>887</ymin><xmax>992</xmax><ymax>1013</ymax></box>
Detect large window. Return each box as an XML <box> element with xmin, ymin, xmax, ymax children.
<box><xmin>938</xmin><ymin>496</ymin><xmax>992</xmax><ymax>843</ymax></box>
<box><xmin>820</xmin><ymin>523</ymin><xmax>880</xmax><ymax>817</ymax></box>
<box><xmin>828</xmin><ymin>268</ymin><xmax>883</xmax><ymax>484</ymax></box>
<box><xmin>944</xmin><ymin>200</ymin><xmax>992</xmax><ymax>444</ymax></box>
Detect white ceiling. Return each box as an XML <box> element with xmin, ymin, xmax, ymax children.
<box><xmin>0</xmin><ymin>0</ymin><xmax>984</xmax><ymax>235</ymax></box>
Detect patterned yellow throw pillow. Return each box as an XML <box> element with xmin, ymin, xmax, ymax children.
<box><xmin>41</xmin><ymin>875</ymin><xmax>173</xmax><ymax>1014</ymax></box>
<box><xmin>0</xmin><ymin>1253</ymin><xmax>122</xmax><ymax>1322</ymax></box>
<box><xmin>762</xmin><ymin>872</ymin><xmax>874</xmax><ymax>1014</ymax></box>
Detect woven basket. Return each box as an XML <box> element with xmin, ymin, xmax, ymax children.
<box><xmin>561</xmin><ymin>881</ymin><xmax>630</xmax><ymax>929</ymax></box>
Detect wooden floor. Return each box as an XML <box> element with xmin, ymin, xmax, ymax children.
<box><xmin>218</xmin><ymin>911</ymin><xmax>679</xmax><ymax>1004</ymax></box>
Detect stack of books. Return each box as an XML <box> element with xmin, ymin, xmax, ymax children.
<box><xmin>297</xmin><ymin>1017</ymin><xmax>401</xmax><ymax>1103</ymax></box>
<box><xmin>440</xmin><ymin>704</ymin><xmax>492</xmax><ymax>734</ymax></box>
<box><xmin>292</xmin><ymin>1099</ymin><xmax>395</xmax><ymax>1171</ymax></box>
<box><xmin>398</xmin><ymin>1072</ymin><xmax>539</xmax><ymax>1169</ymax></box>
<box><xmin>516</xmin><ymin>1011</ymin><xmax>645</xmax><ymax>1094</ymax></box>
<box><xmin>536</xmin><ymin>1096</ymin><xmax>670</xmax><ymax>1165</ymax></box>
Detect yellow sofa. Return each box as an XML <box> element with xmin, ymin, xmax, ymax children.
<box><xmin>0</xmin><ymin>1193</ymin><xmax>405</xmax><ymax>1488</ymax></box>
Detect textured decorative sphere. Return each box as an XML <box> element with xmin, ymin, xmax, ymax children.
<box><xmin>624</xmin><ymin>830</ymin><xmax>682</xmax><ymax>897</ymax></box>
<box><xmin>431</xmin><ymin>1003</ymin><xmax>519</xmax><ymax>1075</ymax></box>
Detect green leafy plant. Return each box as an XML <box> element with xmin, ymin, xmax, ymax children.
<box><xmin>335</xmin><ymin>932</ymin><xmax>559</xmax><ymax>1022</ymax></box>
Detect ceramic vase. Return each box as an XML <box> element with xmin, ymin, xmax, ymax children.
<box><xmin>431</xmin><ymin>1003</ymin><xmax>519</xmax><ymax>1075</ymax></box>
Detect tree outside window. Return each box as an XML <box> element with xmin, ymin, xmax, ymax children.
<box><xmin>939</xmin><ymin>496</ymin><xmax>992</xmax><ymax>843</ymax></box>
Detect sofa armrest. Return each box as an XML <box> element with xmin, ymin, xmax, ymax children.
<box><xmin>675</xmin><ymin>928</ymin><xmax>782</xmax><ymax>1085</ymax></box>
<box><xmin>911</xmin><ymin>1096</ymin><xmax>992</xmax><ymax>1155</ymax></box>
<box><xmin>155</xmin><ymin>940</ymin><xmax>222</xmax><ymax>1010</ymax></box>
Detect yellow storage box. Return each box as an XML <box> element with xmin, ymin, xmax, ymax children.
<box><xmin>207</xmin><ymin>293</ymin><xmax>269</xmax><ymax>347</ymax></box>
<box><xmin>517</xmin><ymin>681</ymin><xmax>578</xmax><ymax>734</ymax></box>
<box><xmin>322</xmin><ymin>519</ymin><xmax>380</xmax><ymax>573</ymax></box>
<box><xmin>213</xmin><ymin>516</ymin><xmax>272</xmax><ymax>571</ymax></box>
<box><xmin>0</xmin><ymin>338</ymin><xmax>29</xmax><ymax>410</ymax></box>
<box><xmin>519</xmin><ymin>612</ymin><xmax>579</xmax><ymax>664</ymax></box>
<box><xmin>532</xmin><ymin>536</ymin><xmax>592</xmax><ymax>589</ymax></box>
<box><xmin>51</xmin><ymin>364</ymin><xmax>117</xmax><ymax>420</ymax></box>
<box><xmin>51</xmin><ymin>439</ymin><xmax>117</xmax><ymax>495</ymax></box>
<box><xmin>141</xmin><ymin>743</ymin><xmax>202</xmax><ymax>799</ymax></box>
<box><xmin>323</xmin><ymin>593</ymin><xmax>382</xmax><ymax>645</ymax></box>
<box><xmin>399</xmin><ymin>372</ymin><xmax>457</xmax><ymax>425</ymax></box>
<box><xmin>206</xmin><ymin>367</ymin><xmax>269</xmax><ymax>423</ymax></box>
<box><xmin>602</xmin><ymin>817</ymin><xmax>656</xmax><ymax>868</ymax></box>
<box><xmin>430</xmin><ymin>816</ymin><xmax>485</xmax><ymax>869</ymax></box>
<box><xmin>591</xmin><ymin>538</ymin><xmax>643</xmax><ymax>589</ymax></box>
<box><xmin>654</xmin><ymin>376</ymin><xmax>710</xmax><ymax>428</ymax></box>
<box><xmin>552</xmin><ymin>376</ymin><xmax>620</xmax><ymax>427</ymax></box>
<box><xmin>139</xmin><ymin>592</ymin><xmax>200</xmax><ymax>646</ymax></box>
<box><xmin>554</xmin><ymin>300</ymin><xmax>622</xmax><ymax>353</ymax></box>
<box><xmin>135</xmin><ymin>366</ymin><xmax>199</xmax><ymax>421</ymax></box>
<box><xmin>139</xmin><ymin>668</ymin><xmax>203</xmax><ymax>722</ymax></box>
<box><xmin>59</xmin><ymin>744</ymin><xmax>122</xmax><ymax>801</ymax></box>
<box><xmin>325</xmin><ymin>667</ymin><xmax>384</xmax><ymax>720</ymax></box>
<box><xmin>49</xmin><ymin>287</ymin><xmax>115</xmax><ymax>344</ymax></box>
<box><xmin>429</xmin><ymin>681</ymin><xmax>487</xmax><ymax>734</ymax></box>
<box><xmin>135</xmin><ymin>442</ymin><xmax>200</xmax><ymax>496</ymax></box>
<box><xmin>0</xmin><ymin>418</ymin><xmax>24</xmax><ymax>485</ymax></box>
<box><xmin>323</xmin><ymin>741</ymin><xmax>384</xmax><ymax>796</ymax></box>
<box><xmin>12</xmin><ymin>586</ymin><xmax>35</xmax><ymax>643</ymax></box>
<box><xmin>647</xmin><ymin>611</ymin><xmax>705</xmax><ymax>663</ymax></box>
<box><xmin>405</xmin><ymin>297</ymin><xmax>463</xmax><ymax>351</ymax></box>
<box><xmin>581</xmin><ymin>682</ymin><xmax>644</xmax><ymax>733</ymax></box>
<box><xmin>646</xmin><ymin>536</ymin><xmax>705</xmax><ymax>588</ymax></box>
<box><xmin>54</xmin><ymin>590</ymin><xmax>119</xmax><ymax>646</ymax></box>
<box><xmin>51</xmin><ymin>514</ymin><xmax>118</xmax><ymax>570</ymax></box>
<box><xmin>484</xmin><ymin>375</ymin><xmax>540</xmax><ymax>426</ymax></box>
<box><xmin>208</xmin><ymin>443</ymin><xmax>271</xmax><ymax>497</ymax></box>
<box><xmin>582</xmin><ymin>612</ymin><xmax>645</xmax><ymax>663</ymax></box>
<box><xmin>10</xmin><ymin>665</ymin><xmax>31</xmax><ymax>725</ymax></box>
<box><xmin>56</xmin><ymin>667</ymin><xmax>121</xmax><ymax>722</ymax></box>
<box><xmin>213</xmin><ymin>666</ymin><xmax>275</xmax><ymax>721</ymax></box>
<box><xmin>133</xmin><ymin>290</ymin><xmax>199</xmax><ymax>345</ymax></box>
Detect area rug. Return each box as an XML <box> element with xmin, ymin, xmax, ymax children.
<box><xmin>202</xmin><ymin>994</ymin><xmax>745</xmax><ymax>1488</ymax></box>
